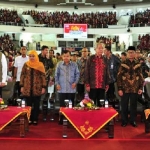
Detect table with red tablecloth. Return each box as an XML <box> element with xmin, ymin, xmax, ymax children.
<box><xmin>0</xmin><ymin>106</ymin><xmax>31</xmax><ymax>137</ymax></box>
<box><xmin>144</xmin><ymin>109</ymin><xmax>150</xmax><ymax>133</ymax></box>
<box><xmin>60</xmin><ymin>107</ymin><xmax>118</xmax><ymax>139</ymax></box>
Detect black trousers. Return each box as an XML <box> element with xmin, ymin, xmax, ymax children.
<box><xmin>59</xmin><ymin>93</ymin><xmax>75</xmax><ymax>107</ymax></box>
<box><xmin>106</xmin><ymin>82</ymin><xmax>115</xmax><ymax>101</ymax></box>
<box><xmin>15</xmin><ymin>81</ymin><xmax>21</xmax><ymax>97</ymax></box>
<box><xmin>89</xmin><ymin>88</ymin><xmax>105</xmax><ymax>106</ymax></box>
<box><xmin>77</xmin><ymin>84</ymin><xmax>85</xmax><ymax>101</ymax></box>
<box><xmin>25</xmin><ymin>96</ymin><xmax>41</xmax><ymax>122</ymax></box>
<box><xmin>121</xmin><ymin>93</ymin><xmax>138</xmax><ymax>123</ymax></box>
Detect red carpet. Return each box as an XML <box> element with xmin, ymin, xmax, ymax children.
<box><xmin>0</xmin><ymin>114</ymin><xmax>150</xmax><ymax>150</ymax></box>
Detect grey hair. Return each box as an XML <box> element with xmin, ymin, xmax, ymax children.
<box><xmin>94</xmin><ymin>42</ymin><xmax>105</xmax><ymax>50</ymax></box>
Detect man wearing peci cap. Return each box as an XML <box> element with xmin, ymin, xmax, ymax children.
<box><xmin>117</xmin><ymin>46</ymin><xmax>144</xmax><ymax>127</ymax></box>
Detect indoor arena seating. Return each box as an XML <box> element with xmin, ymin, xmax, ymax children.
<box><xmin>21</xmin><ymin>15</ymin><xmax>47</xmax><ymax>27</ymax></box>
<box><xmin>137</xmin><ymin>34</ymin><xmax>150</xmax><ymax>51</ymax></box>
<box><xmin>129</xmin><ymin>9</ymin><xmax>150</xmax><ymax>27</ymax></box>
<box><xmin>0</xmin><ymin>34</ymin><xmax>17</xmax><ymax>72</ymax></box>
<box><xmin>0</xmin><ymin>9</ymin><xmax>23</xmax><ymax>26</ymax></box>
<box><xmin>20</xmin><ymin>10</ymin><xmax>150</xmax><ymax>29</ymax></box>
<box><xmin>22</xmin><ymin>10</ymin><xmax>118</xmax><ymax>28</ymax></box>
<box><xmin>1</xmin><ymin>8</ymin><xmax>150</xmax><ymax>29</ymax></box>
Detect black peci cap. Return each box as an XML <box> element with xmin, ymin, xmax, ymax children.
<box><xmin>127</xmin><ymin>46</ymin><xmax>136</xmax><ymax>51</ymax></box>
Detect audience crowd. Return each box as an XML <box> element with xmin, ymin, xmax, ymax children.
<box><xmin>22</xmin><ymin>10</ymin><xmax>117</xmax><ymax>28</ymax></box>
<box><xmin>1</xmin><ymin>8</ymin><xmax>150</xmax><ymax>29</ymax></box>
<box><xmin>0</xmin><ymin>34</ymin><xmax>16</xmax><ymax>72</ymax></box>
<box><xmin>129</xmin><ymin>9</ymin><xmax>150</xmax><ymax>27</ymax></box>
<box><xmin>137</xmin><ymin>34</ymin><xmax>150</xmax><ymax>51</ymax></box>
<box><xmin>96</xmin><ymin>36</ymin><xmax>119</xmax><ymax>46</ymax></box>
<box><xmin>0</xmin><ymin>9</ymin><xmax>23</xmax><ymax>25</ymax></box>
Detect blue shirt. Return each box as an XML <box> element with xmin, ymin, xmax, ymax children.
<box><xmin>55</xmin><ymin>61</ymin><xmax>80</xmax><ymax>93</ymax></box>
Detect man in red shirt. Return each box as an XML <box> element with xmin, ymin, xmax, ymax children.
<box><xmin>85</xmin><ymin>43</ymin><xmax>110</xmax><ymax>106</ymax></box>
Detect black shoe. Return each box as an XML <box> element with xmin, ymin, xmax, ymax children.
<box><xmin>58</xmin><ymin>119</ymin><xmax>63</xmax><ymax>125</ymax></box>
<box><xmin>58</xmin><ymin>115</ymin><xmax>63</xmax><ymax>125</ymax></box>
<box><xmin>29</xmin><ymin>120</ymin><xmax>32</xmax><ymax>125</ymax></box>
<box><xmin>33</xmin><ymin>121</ymin><xmax>38</xmax><ymax>125</ymax></box>
<box><xmin>121</xmin><ymin>122</ymin><xmax>127</xmax><ymax>127</ymax></box>
<box><xmin>130</xmin><ymin>122</ymin><xmax>137</xmax><ymax>127</ymax></box>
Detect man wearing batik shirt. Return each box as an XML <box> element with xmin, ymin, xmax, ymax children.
<box><xmin>117</xmin><ymin>46</ymin><xmax>144</xmax><ymax>128</ymax></box>
<box><xmin>38</xmin><ymin>45</ymin><xmax>54</xmax><ymax>82</ymax></box>
<box><xmin>77</xmin><ymin>47</ymin><xmax>89</xmax><ymax>101</ymax></box>
<box><xmin>85</xmin><ymin>43</ymin><xmax>110</xmax><ymax>106</ymax></box>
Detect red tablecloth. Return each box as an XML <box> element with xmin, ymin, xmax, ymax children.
<box><xmin>145</xmin><ymin>109</ymin><xmax>150</xmax><ymax>119</ymax></box>
<box><xmin>0</xmin><ymin>106</ymin><xmax>31</xmax><ymax>131</ymax></box>
<box><xmin>60</xmin><ymin>107</ymin><xmax>118</xmax><ymax>139</ymax></box>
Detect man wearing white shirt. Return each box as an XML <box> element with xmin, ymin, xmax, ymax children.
<box><xmin>13</xmin><ymin>46</ymin><xmax>29</xmax><ymax>97</ymax></box>
<box><xmin>0</xmin><ymin>52</ymin><xmax>7</xmax><ymax>97</ymax></box>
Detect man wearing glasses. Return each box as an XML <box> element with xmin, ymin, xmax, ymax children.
<box><xmin>77</xmin><ymin>47</ymin><xmax>89</xmax><ymax>101</ymax></box>
<box><xmin>85</xmin><ymin>43</ymin><xmax>110</xmax><ymax>106</ymax></box>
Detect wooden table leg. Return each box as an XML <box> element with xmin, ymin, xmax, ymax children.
<box><xmin>145</xmin><ymin>116</ymin><xmax>150</xmax><ymax>133</ymax></box>
<box><xmin>20</xmin><ymin>114</ymin><xmax>25</xmax><ymax>137</ymax></box>
<box><xmin>108</xmin><ymin>119</ymin><xmax>114</xmax><ymax>138</ymax></box>
<box><xmin>62</xmin><ymin>116</ymin><xmax>68</xmax><ymax>138</ymax></box>
<box><xmin>49</xmin><ymin>101</ymin><xmax>55</xmax><ymax>121</ymax></box>
<box><xmin>24</xmin><ymin>114</ymin><xmax>29</xmax><ymax>132</ymax></box>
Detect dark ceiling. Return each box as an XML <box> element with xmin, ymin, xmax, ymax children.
<box><xmin>1</xmin><ymin>0</ymin><xmax>150</xmax><ymax>7</ymax></box>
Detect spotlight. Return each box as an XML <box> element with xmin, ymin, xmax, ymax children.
<box><xmin>112</xmin><ymin>4</ymin><xmax>116</xmax><ymax>9</ymax></box>
<box><xmin>74</xmin><ymin>5</ymin><xmax>78</xmax><ymax>9</ymax></box>
<box><xmin>127</xmin><ymin>28</ymin><xmax>131</xmax><ymax>32</ymax></box>
<box><xmin>21</xmin><ymin>27</ymin><xmax>25</xmax><ymax>31</ymax></box>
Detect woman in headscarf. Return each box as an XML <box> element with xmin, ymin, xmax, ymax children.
<box><xmin>20</xmin><ymin>50</ymin><xmax>47</xmax><ymax>125</ymax></box>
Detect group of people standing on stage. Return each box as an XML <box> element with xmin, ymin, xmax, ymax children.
<box><xmin>54</xmin><ymin>43</ymin><xmax>146</xmax><ymax>128</ymax></box>
<box><xmin>1</xmin><ymin>42</ymin><xmax>149</xmax><ymax>128</ymax></box>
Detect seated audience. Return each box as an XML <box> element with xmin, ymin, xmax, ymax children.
<box><xmin>22</xmin><ymin>10</ymin><xmax>118</xmax><ymax>28</ymax></box>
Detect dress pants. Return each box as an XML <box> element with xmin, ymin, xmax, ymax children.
<box><xmin>59</xmin><ymin>93</ymin><xmax>75</xmax><ymax>107</ymax></box>
<box><xmin>15</xmin><ymin>81</ymin><xmax>21</xmax><ymax>97</ymax></box>
<box><xmin>26</xmin><ymin>96</ymin><xmax>41</xmax><ymax>122</ymax></box>
<box><xmin>121</xmin><ymin>93</ymin><xmax>138</xmax><ymax>123</ymax></box>
<box><xmin>77</xmin><ymin>84</ymin><xmax>85</xmax><ymax>101</ymax></box>
<box><xmin>106</xmin><ymin>82</ymin><xmax>115</xmax><ymax>101</ymax></box>
<box><xmin>89</xmin><ymin>88</ymin><xmax>105</xmax><ymax>106</ymax></box>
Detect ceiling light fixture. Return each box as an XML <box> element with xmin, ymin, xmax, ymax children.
<box><xmin>126</xmin><ymin>0</ymin><xmax>143</xmax><ymax>2</ymax></box>
<box><xmin>9</xmin><ymin>0</ymin><xmax>26</xmax><ymax>1</ymax></box>
<box><xmin>58</xmin><ymin>0</ymin><xmax>94</xmax><ymax>6</ymax></box>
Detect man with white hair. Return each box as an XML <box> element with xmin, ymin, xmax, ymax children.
<box><xmin>85</xmin><ymin>43</ymin><xmax>110</xmax><ymax>106</ymax></box>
